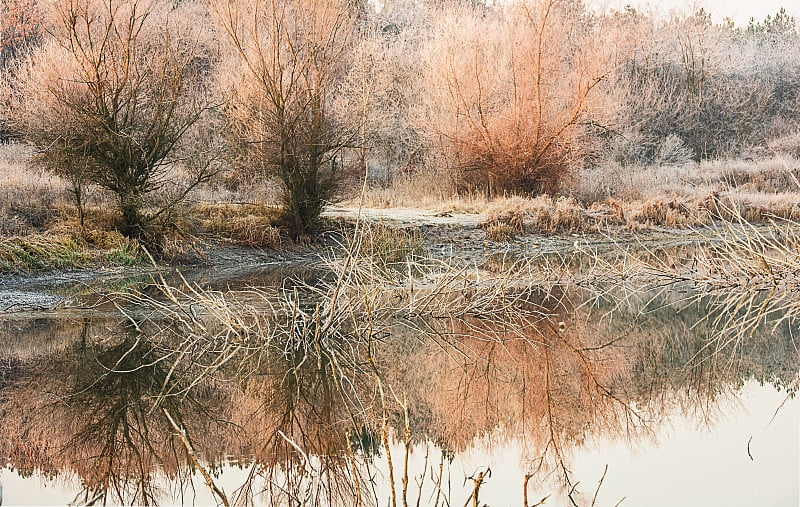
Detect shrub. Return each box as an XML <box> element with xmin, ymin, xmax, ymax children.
<box><xmin>214</xmin><ymin>0</ymin><xmax>359</xmax><ymax>238</ymax></box>
<box><xmin>604</xmin><ymin>8</ymin><xmax>800</xmax><ymax>163</ymax></box>
<box><xmin>417</xmin><ymin>1</ymin><xmax>626</xmax><ymax>196</ymax></box>
<box><xmin>5</xmin><ymin>0</ymin><xmax>218</xmax><ymax>241</ymax></box>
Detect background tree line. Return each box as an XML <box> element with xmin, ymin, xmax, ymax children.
<box><xmin>1</xmin><ymin>0</ymin><xmax>799</xmax><ymax>241</ymax></box>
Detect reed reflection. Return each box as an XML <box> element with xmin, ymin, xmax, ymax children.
<box><xmin>0</xmin><ymin>280</ymin><xmax>796</xmax><ymax>506</ymax></box>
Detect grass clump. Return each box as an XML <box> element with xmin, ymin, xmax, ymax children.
<box><xmin>0</xmin><ymin>234</ymin><xmax>91</xmax><ymax>272</ymax></box>
<box><xmin>85</xmin><ymin>230</ymin><xmax>147</xmax><ymax>266</ymax></box>
<box><xmin>481</xmin><ymin>196</ymin><xmax>529</xmax><ymax>241</ymax></box>
<box><xmin>353</xmin><ymin>222</ymin><xmax>427</xmax><ymax>268</ymax></box>
<box><xmin>223</xmin><ymin>215</ymin><xmax>282</xmax><ymax>248</ymax></box>
<box><xmin>0</xmin><ymin>231</ymin><xmax>150</xmax><ymax>273</ymax></box>
<box><xmin>484</xmin><ymin>223</ymin><xmax>520</xmax><ymax>242</ymax></box>
<box><xmin>196</xmin><ymin>204</ymin><xmax>283</xmax><ymax>248</ymax></box>
<box><xmin>104</xmin><ymin>234</ymin><xmax>146</xmax><ymax>266</ymax></box>
<box><xmin>529</xmin><ymin>196</ymin><xmax>584</xmax><ymax>233</ymax></box>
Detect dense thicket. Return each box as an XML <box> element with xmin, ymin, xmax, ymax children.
<box><xmin>2</xmin><ymin>0</ymin><xmax>799</xmax><ymax>237</ymax></box>
<box><xmin>348</xmin><ymin>2</ymin><xmax>800</xmax><ymax>195</ymax></box>
<box><xmin>607</xmin><ymin>8</ymin><xmax>800</xmax><ymax>165</ymax></box>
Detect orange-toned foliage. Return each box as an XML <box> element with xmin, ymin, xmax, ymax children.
<box><xmin>0</xmin><ymin>0</ymin><xmax>42</xmax><ymax>64</ymax></box>
<box><xmin>419</xmin><ymin>0</ymin><xmax>627</xmax><ymax>196</ymax></box>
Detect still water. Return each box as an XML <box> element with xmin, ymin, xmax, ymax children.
<box><xmin>0</xmin><ymin>262</ymin><xmax>797</xmax><ymax>506</ymax></box>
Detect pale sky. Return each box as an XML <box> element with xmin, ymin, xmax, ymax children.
<box><xmin>597</xmin><ymin>0</ymin><xmax>800</xmax><ymax>27</ymax></box>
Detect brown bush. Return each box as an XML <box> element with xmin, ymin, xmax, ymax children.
<box><xmin>6</xmin><ymin>0</ymin><xmax>218</xmax><ymax>240</ymax></box>
<box><xmin>418</xmin><ymin>1</ymin><xmax>627</xmax><ymax>196</ymax></box>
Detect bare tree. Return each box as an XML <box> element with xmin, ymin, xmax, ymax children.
<box><xmin>417</xmin><ymin>0</ymin><xmax>626</xmax><ymax>196</ymax></box>
<box><xmin>213</xmin><ymin>0</ymin><xmax>358</xmax><ymax>237</ymax></box>
<box><xmin>6</xmin><ymin>0</ymin><xmax>218</xmax><ymax>240</ymax></box>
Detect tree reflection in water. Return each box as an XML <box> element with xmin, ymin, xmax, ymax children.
<box><xmin>0</xmin><ymin>318</ymin><xmax>234</xmax><ymax>504</ymax></box>
<box><xmin>0</xmin><ymin>277</ymin><xmax>797</xmax><ymax>505</ymax></box>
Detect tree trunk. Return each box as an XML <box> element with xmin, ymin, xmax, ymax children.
<box><xmin>120</xmin><ymin>194</ymin><xmax>143</xmax><ymax>239</ymax></box>
<box><xmin>70</xmin><ymin>179</ymin><xmax>86</xmax><ymax>236</ymax></box>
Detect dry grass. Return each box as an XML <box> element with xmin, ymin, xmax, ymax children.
<box><xmin>476</xmin><ymin>193</ymin><xmax>706</xmax><ymax>234</ymax></box>
<box><xmin>481</xmin><ymin>196</ymin><xmax>528</xmax><ymax>241</ymax></box>
<box><xmin>529</xmin><ymin>196</ymin><xmax>585</xmax><ymax>233</ymax></box>
<box><xmin>0</xmin><ymin>143</ymin><xmax>70</xmax><ymax>234</ymax></box>
<box><xmin>348</xmin><ymin>168</ymin><xmax>461</xmax><ymax>209</ymax></box>
<box><xmin>351</xmin><ymin>221</ymin><xmax>427</xmax><ymax>268</ymax></box>
<box><xmin>483</xmin><ymin>223</ymin><xmax>520</xmax><ymax>242</ymax></box>
<box><xmin>193</xmin><ymin>203</ymin><xmax>283</xmax><ymax>248</ymax></box>
<box><xmin>354</xmin><ymin>156</ymin><xmax>800</xmax><ymax>234</ymax></box>
<box><xmin>576</xmin><ymin>156</ymin><xmax>800</xmax><ymax>202</ymax></box>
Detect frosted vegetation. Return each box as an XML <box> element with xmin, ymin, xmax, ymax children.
<box><xmin>0</xmin><ymin>0</ymin><xmax>799</xmax><ymax>242</ymax></box>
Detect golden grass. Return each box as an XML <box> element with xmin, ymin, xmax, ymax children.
<box><xmin>576</xmin><ymin>156</ymin><xmax>800</xmax><ymax>202</ymax></box>
<box><xmin>481</xmin><ymin>196</ymin><xmax>528</xmax><ymax>240</ymax></box>
<box><xmin>352</xmin><ymin>221</ymin><xmax>427</xmax><ymax>267</ymax></box>
<box><xmin>193</xmin><ymin>203</ymin><xmax>283</xmax><ymax>248</ymax></box>
<box><xmin>0</xmin><ymin>143</ymin><xmax>70</xmax><ymax>205</ymax></box>
<box><xmin>349</xmin><ymin>156</ymin><xmax>800</xmax><ymax>235</ymax></box>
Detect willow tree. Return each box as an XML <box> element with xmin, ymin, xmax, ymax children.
<box><xmin>7</xmin><ymin>0</ymin><xmax>217</xmax><ymax>239</ymax></box>
<box><xmin>420</xmin><ymin>0</ymin><xmax>627</xmax><ymax>195</ymax></box>
<box><xmin>214</xmin><ymin>0</ymin><xmax>357</xmax><ymax>237</ymax></box>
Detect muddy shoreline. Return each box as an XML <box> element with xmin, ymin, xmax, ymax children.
<box><xmin>0</xmin><ymin>207</ymin><xmax>784</xmax><ymax>313</ymax></box>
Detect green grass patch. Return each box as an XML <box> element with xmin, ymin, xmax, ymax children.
<box><xmin>100</xmin><ymin>233</ymin><xmax>146</xmax><ymax>266</ymax></box>
<box><xmin>84</xmin><ymin>230</ymin><xmax>146</xmax><ymax>266</ymax></box>
<box><xmin>0</xmin><ymin>231</ymin><xmax>149</xmax><ymax>273</ymax></box>
<box><xmin>0</xmin><ymin>234</ymin><xmax>91</xmax><ymax>272</ymax></box>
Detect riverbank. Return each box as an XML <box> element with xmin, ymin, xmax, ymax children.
<box><xmin>2</xmin><ymin>203</ymin><xmax>792</xmax><ymax>313</ymax></box>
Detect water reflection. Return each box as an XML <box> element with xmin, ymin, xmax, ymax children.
<box><xmin>0</xmin><ymin>319</ymin><xmax>235</xmax><ymax>504</ymax></box>
<box><xmin>0</xmin><ymin>281</ymin><xmax>797</xmax><ymax>505</ymax></box>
